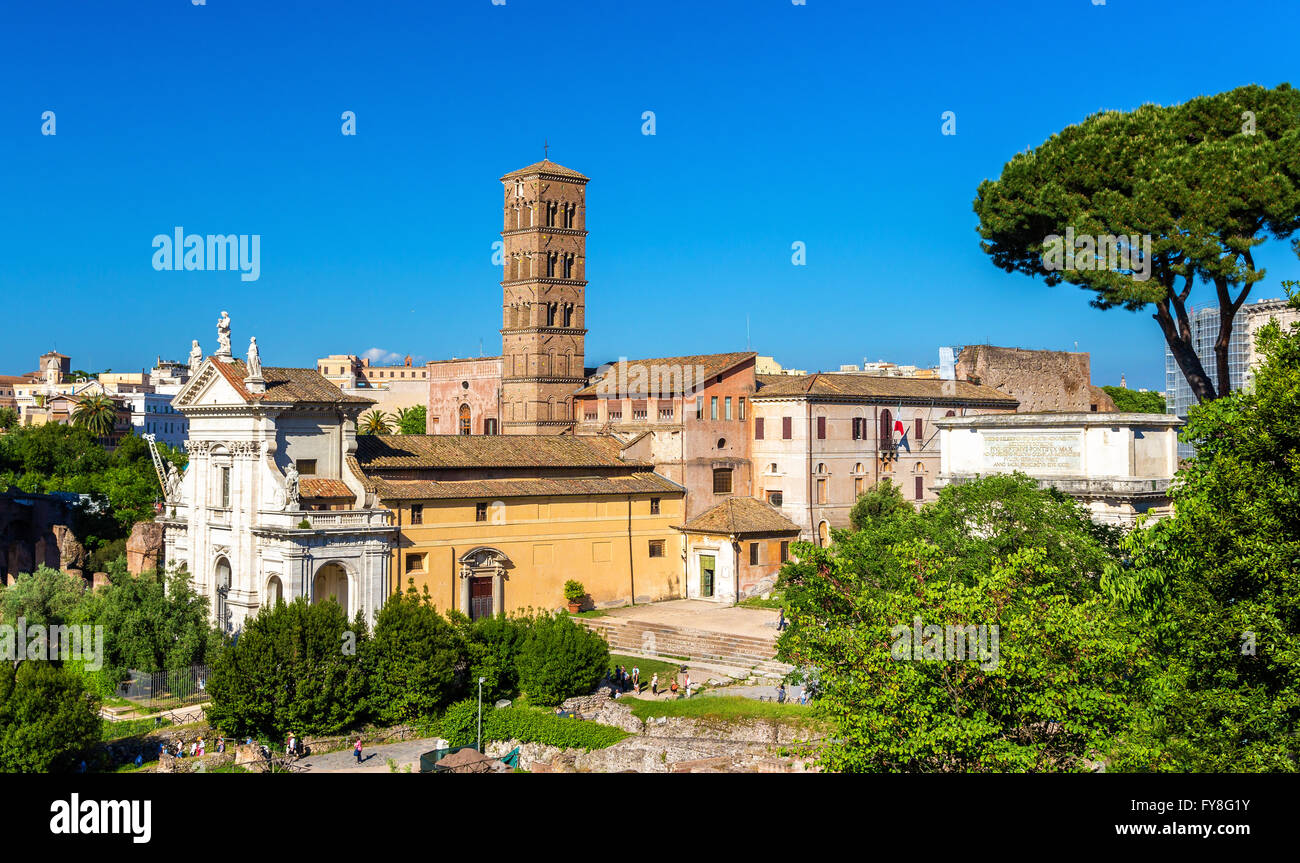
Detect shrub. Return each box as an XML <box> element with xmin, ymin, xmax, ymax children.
<box><xmin>464</xmin><ymin>613</ymin><xmax>528</xmax><ymax>703</ymax></box>
<box><xmin>515</xmin><ymin>612</ymin><xmax>608</xmax><ymax>706</ymax></box>
<box><xmin>368</xmin><ymin>587</ymin><xmax>465</xmax><ymax>723</ymax></box>
<box><xmin>440</xmin><ymin>698</ymin><xmax>487</xmax><ymax>748</ymax></box>
<box><xmin>205</xmin><ymin>598</ymin><xmax>370</xmax><ymax>739</ymax></box>
<box><xmin>0</xmin><ymin>661</ymin><xmax>102</xmax><ymax>772</ymax></box>
<box><xmin>563</xmin><ymin>580</ymin><xmax>585</xmax><ymax>603</ymax></box>
<box><xmin>484</xmin><ymin>707</ymin><xmax>626</xmax><ymax>750</ymax></box>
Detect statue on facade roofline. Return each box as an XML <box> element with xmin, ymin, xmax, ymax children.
<box><xmin>189</xmin><ymin>339</ymin><xmax>203</xmax><ymax>372</ymax></box>
<box><xmin>216</xmin><ymin>310</ymin><xmax>232</xmax><ymax>358</ymax></box>
<box><xmin>247</xmin><ymin>336</ymin><xmax>262</xmax><ymax>379</ymax></box>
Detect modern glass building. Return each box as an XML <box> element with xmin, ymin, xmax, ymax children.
<box><xmin>1164</xmin><ymin>306</ymin><xmax>1249</xmax><ymax>459</ymax></box>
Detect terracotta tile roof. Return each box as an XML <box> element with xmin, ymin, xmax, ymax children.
<box><xmin>354</xmin><ymin>434</ymin><xmax>645</xmax><ymax>470</ymax></box>
<box><xmin>369</xmin><ymin>472</ymin><xmax>681</xmax><ymax>501</ymax></box>
<box><xmin>298</xmin><ymin>478</ymin><xmax>355</xmax><ymax>499</ymax></box>
<box><xmin>677</xmin><ymin>497</ymin><xmax>802</xmax><ymax>536</ymax></box>
<box><xmin>574</xmin><ymin>351</ymin><xmax>756</xmax><ymax>397</ymax></box>
<box><xmin>209</xmin><ymin>360</ymin><xmax>374</xmax><ymax>405</ymax></box>
<box><xmin>500</xmin><ymin>159</ymin><xmax>589</xmax><ymax>182</ymax></box>
<box><xmin>753</xmin><ymin>373</ymin><xmax>1019</xmax><ymax>406</ymax></box>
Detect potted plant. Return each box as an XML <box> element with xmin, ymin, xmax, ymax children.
<box><xmin>563</xmin><ymin>580</ymin><xmax>586</xmax><ymax>614</ymax></box>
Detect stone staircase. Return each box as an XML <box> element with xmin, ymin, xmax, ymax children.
<box><xmin>577</xmin><ymin>616</ymin><xmax>793</xmax><ymax>680</ymax></box>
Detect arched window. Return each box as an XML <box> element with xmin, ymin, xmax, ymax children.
<box><xmin>818</xmin><ymin>521</ymin><xmax>830</xmax><ymax>546</ymax></box>
<box><xmin>459</xmin><ymin>404</ymin><xmax>471</xmax><ymax>436</ymax></box>
<box><xmin>945</xmin><ymin>409</ymin><xmax>956</xmax><ymax>417</ymax></box>
<box><xmin>816</xmin><ymin>462</ymin><xmax>827</xmax><ymax>474</ymax></box>
<box><xmin>879</xmin><ymin>409</ymin><xmax>893</xmax><ymax>446</ymax></box>
<box><xmin>914</xmin><ymin>461</ymin><xmax>925</xmax><ymax>473</ymax></box>
<box><xmin>854</xmin><ymin>462</ymin><xmax>864</xmax><ymax>473</ymax></box>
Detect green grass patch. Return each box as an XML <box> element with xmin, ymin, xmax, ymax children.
<box><xmin>570</xmin><ymin>609</ymin><xmax>607</xmax><ymax>618</ymax></box>
<box><xmin>102</xmin><ymin>716</ymin><xmax>172</xmax><ymax>741</ymax></box>
<box><xmin>620</xmin><ymin>695</ymin><xmax>823</xmax><ymax>728</ymax></box>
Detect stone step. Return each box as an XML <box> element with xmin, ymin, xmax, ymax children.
<box><xmin>576</xmin><ymin>616</ymin><xmax>783</xmax><ymax>669</ymax></box>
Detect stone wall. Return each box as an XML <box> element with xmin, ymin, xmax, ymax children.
<box><xmin>126</xmin><ymin>520</ymin><xmax>164</xmax><ymax>575</ymax></box>
<box><xmin>956</xmin><ymin>345</ymin><xmax>1116</xmax><ymax>413</ymax></box>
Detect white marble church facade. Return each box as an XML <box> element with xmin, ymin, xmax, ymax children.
<box><xmin>159</xmin><ymin>326</ymin><xmax>396</xmax><ymax>633</ymax></box>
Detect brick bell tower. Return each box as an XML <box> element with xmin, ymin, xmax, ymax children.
<box><xmin>499</xmin><ymin>157</ymin><xmax>589</xmax><ymax>434</ymax></box>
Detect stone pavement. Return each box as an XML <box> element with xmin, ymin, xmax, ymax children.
<box><xmin>296</xmin><ymin>737</ymin><xmax>448</xmax><ymax>773</ymax></box>
<box><xmin>601</xmin><ymin>598</ymin><xmax>780</xmax><ymax>640</ymax></box>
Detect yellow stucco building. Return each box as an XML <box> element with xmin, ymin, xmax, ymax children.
<box><xmin>352</xmin><ymin>435</ymin><xmax>686</xmax><ymax>618</ymax></box>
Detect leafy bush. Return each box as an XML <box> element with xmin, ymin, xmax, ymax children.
<box><xmin>440</xmin><ymin>698</ymin><xmax>486</xmax><ymax>748</ymax></box>
<box><xmin>368</xmin><ymin>587</ymin><xmax>465</xmax><ymax>723</ymax></box>
<box><xmin>484</xmin><ymin>707</ymin><xmax>626</xmax><ymax>750</ymax></box>
<box><xmin>515</xmin><ymin>612</ymin><xmax>608</xmax><ymax>706</ymax></box>
<box><xmin>462</xmin><ymin>613</ymin><xmax>528</xmax><ymax>703</ymax></box>
<box><xmin>205</xmin><ymin>597</ymin><xmax>370</xmax><ymax>739</ymax></box>
<box><xmin>563</xmin><ymin>580</ymin><xmax>586</xmax><ymax>603</ymax></box>
<box><xmin>0</xmin><ymin>661</ymin><xmax>101</xmax><ymax>772</ymax></box>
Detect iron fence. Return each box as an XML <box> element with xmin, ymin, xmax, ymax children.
<box><xmin>117</xmin><ymin>664</ymin><xmax>211</xmax><ymax>711</ymax></box>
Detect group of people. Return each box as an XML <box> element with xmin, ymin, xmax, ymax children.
<box><xmin>165</xmin><ymin>736</ymin><xmax>217</xmax><ymax>759</ymax></box>
<box><xmin>774</xmin><ymin>682</ymin><xmax>811</xmax><ymax>705</ymax></box>
<box><xmin>610</xmin><ymin>663</ymin><xmax>641</xmax><ymax>693</ymax></box>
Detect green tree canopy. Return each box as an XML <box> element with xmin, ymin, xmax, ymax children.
<box><xmin>1102</xmin><ymin>284</ymin><xmax>1300</xmax><ymax>771</ymax></box>
<box><xmin>368</xmin><ymin>585</ymin><xmax>465</xmax><ymax>724</ymax></box>
<box><xmin>1101</xmin><ymin>386</ymin><xmax>1167</xmax><ymax>414</ymax></box>
<box><xmin>515</xmin><ymin>613</ymin><xmax>609</xmax><ymax>706</ymax></box>
<box><xmin>974</xmin><ymin>83</ymin><xmax>1300</xmax><ymax>404</ymax></box>
<box><xmin>778</xmin><ymin>474</ymin><xmax>1135</xmax><ymax>771</ymax></box>
<box><xmin>394</xmin><ymin>404</ymin><xmax>427</xmax><ymax>435</ymax></box>
<box><xmin>205</xmin><ymin>597</ymin><xmax>371</xmax><ymax>739</ymax></box>
<box><xmin>358</xmin><ymin>409</ymin><xmax>395</xmax><ymax>435</ymax></box>
<box><xmin>0</xmin><ymin>565</ymin><xmax>86</xmax><ymax>627</ymax></box>
<box><xmin>0</xmin><ymin>661</ymin><xmax>101</xmax><ymax>772</ymax></box>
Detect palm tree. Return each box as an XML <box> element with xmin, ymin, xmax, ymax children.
<box><xmin>358</xmin><ymin>409</ymin><xmax>395</xmax><ymax>435</ymax></box>
<box><xmin>72</xmin><ymin>393</ymin><xmax>118</xmax><ymax>439</ymax></box>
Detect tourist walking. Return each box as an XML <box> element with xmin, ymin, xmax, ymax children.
<box><xmin>354</xmin><ymin>737</ymin><xmax>363</xmax><ymax>764</ymax></box>
<box><xmin>650</xmin><ymin>673</ymin><xmax>659</xmax><ymax>696</ymax></box>
<box><xmin>777</xmin><ymin>682</ymin><xmax>787</xmax><ymax>704</ymax></box>
<box><xmin>632</xmin><ymin>665</ymin><xmax>640</xmax><ymax>689</ymax></box>
<box><xmin>778</xmin><ymin>608</ymin><xmax>787</xmax><ymax>631</ymax></box>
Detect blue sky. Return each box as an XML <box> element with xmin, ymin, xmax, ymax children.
<box><xmin>1</xmin><ymin>0</ymin><xmax>1296</xmax><ymax>392</ymax></box>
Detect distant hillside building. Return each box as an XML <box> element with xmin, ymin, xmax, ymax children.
<box><xmin>956</xmin><ymin>345</ymin><xmax>1115</xmax><ymax>413</ymax></box>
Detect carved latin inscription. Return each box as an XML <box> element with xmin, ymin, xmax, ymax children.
<box><xmin>981</xmin><ymin>431</ymin><xmax>1082</xmax><ymax>474</ymax></box>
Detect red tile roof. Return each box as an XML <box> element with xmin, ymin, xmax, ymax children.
<box><xmin>500</xmin><ymin>159</ymin><xmax>589</xmax><ymax>182</ymax></box>
<box><xmin>677</xmin><ymin>497</ymin><xmax>802</xmax><ymax>537</ymax></box>
<box><xmin>354</xmin><ymin>434</ymin><xmax>643</xmax><ymax>470</ymax></box>
<box><xmin>369</xmin><ymin>472</ymin><xmax>681</xmax><ymax>501</ymax></box>
<box><xmin>574</xmin><ymin>351</ymin><xmax>756</xmax><ymax>397</ymax></box>
<box><xmin>207</xmin><ymin>360</ymin><xmax>374</xmax><ymax>406</ymax></box>
<box><xmin>753</xmin><ymin>373</ymin><xmax>1018</xmax><ymax>406</ymax></box>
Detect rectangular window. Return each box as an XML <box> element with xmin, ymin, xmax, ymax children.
<box><xmin>915</xmin><ymin>418</ymin><xmax>923</xmax><ymax>441</ymax></box>
<box><xmin>632</xmin><ymin>400</ymin><xmax>648</xmax><ymax>420</ymax></box>
<box><xmin>219</xmin><ymin>466</ymin><xmax>231</xmax><ymax>508</ymax></box>
<box><xmin>915</xmin><ymin>476</ymin><xmax>924</xmax><ymax>500</ymax></box>
<box><xmin>780</xmin><ymin>541</ymin><xmax>790</xmax><ymax>563</ymax></box>
<box><xmin>648</xmin><ymin>539</ymin><xmax>665</xmax><ymax>558</ymax></box>
<box><xmin>405</xmin><ymin>553</ymin><xmax>425</xmax><ymax>573</ymax></box>
<box><xmin>782</xmin><ymin>417</ymin><xmax>792</xmax><ymax>439</ymax></box>
<box><xmin>711</xmin><ymin>396</ymin><xmax>718</xmax><ymax>420</ymax></box>
<box><xmin>410</xmin><ymin>504</ymin><xmax>423</xmax><ymax>525</ymax></box>
<box><xmin>739</xmin><ymin>397</ymin><xmax>746</xmax><ymax>421</ymax></box>
<box><xmin>650</xmin><ymin>497</ymin><xmax>661</xmax><ymax>515</ymax></box>
<box><xmin>855</xmin><ymin>477</ymin><xmax>864</xmax><ymax>497</ymax></box>
<box><xmin>296</xmin><ymin>459</ymin><xmax>317</xmax><ymax>476</ymax></box>
<box><xmin>817</xmin><ymin>416</ymin><xmax>826</xmax><ymax>440</ymax></box>
<box><xmin>749</xmin><ymin>543</ymin><xmax>759</xmax><ymax>566</ymax></box>
<box><xmin>476</xmin><ymin>502</ymin><xmax>488</xmax><ymax>522</ymax></box>
<box><xmin>852</xmin><ymin>417</ymin><xmax>864</xmax><ymax>440</ymax></box>
<box><xmin>713</xmin><ymin>467</ymin><xmax>733</xmax><ymax>494</ymax></box>
<box><xmin>817</xmin><ymin>478</ymin><xmax>827</xmax><ymax>504</ymax></box>
<box><xmin>696</xmin><ymin>396</ymin><xmax>704</xmax><ymax>420</ymax></box>
<box><xmin>724</xmin><ymin>397</ymin><xmax>732</xmax><ymax>421</ymax></box>
<box><xmin>755</xmin><ymin>417</ymin><xmax>764</xmax><ymax>439</ymax></box>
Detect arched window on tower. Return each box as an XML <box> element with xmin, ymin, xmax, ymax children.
<box><xmin>459</xmin><ymin>404</ymin><xmax>471</xmax><ymax>436</ymax></box>
<box><xmin>563</xmin><ymin>304</ymin><xmax>573</xmax><ymax>327</ymax></box>
<box><xmin>546</xmin><ymin>303</ymin><xmax>558</xmax><ymax>326</ymax></box>
<box><xmin>563</xmin><ymin>255</ymin><xmax>573</xmax><ymax>279</ymax></box>
<box><xmin>546</xmin><ymin>252</ymin><xmax>556</xmax><ymax>277</ymax></box>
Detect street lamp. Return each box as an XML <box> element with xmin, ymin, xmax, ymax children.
<box><xmin>477</xmin><ymin>677</ymin><xmax>486</xmax><ymax>753</ymax></box>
